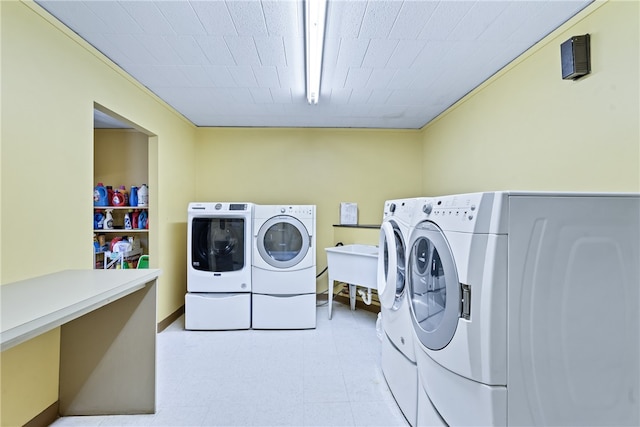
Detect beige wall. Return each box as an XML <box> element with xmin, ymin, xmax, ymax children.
<box><xmin>421</xmin><ymin>1</ymin><xmax>639</xmax><ymax>194</ymax></box>
<box><xmin>1</xmin><ymin>2</ymin><xmax>197</xmax><ymax>425</ymax></box>
<box><xmin>195</xmin><ymin>127</ymin><xmax>423</xmax><ymax>288</ymax></box>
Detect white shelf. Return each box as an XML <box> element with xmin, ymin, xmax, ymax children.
<box><xmin>94</xmin><ymin>229</ymin><xmax>148</xmax><ymax>233</ymax></box>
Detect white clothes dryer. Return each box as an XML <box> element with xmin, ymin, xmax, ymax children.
<box><xmin>252</xmin><ymin>204</ymin><xmax>316</xmax><ymax>329</ymax></box>
<box><xmin>407</xmin><ymin>192</ymin><xmax>639</xmax><ymax>426</ymax></box>
<box><xmin>185</xmin><ymin>202</ymin><xmax>253</xmax><ymax>330</ymax></box>
<box><xmin>377</xmin><ymin>198</ymin><xmax>419</xmax><ymax>426</ymax></box>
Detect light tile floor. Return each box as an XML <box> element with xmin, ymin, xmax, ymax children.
<box><xmin>51</xmin><ymin>302</ymin><xmax>408</xmax><ymax>426</ymax></box>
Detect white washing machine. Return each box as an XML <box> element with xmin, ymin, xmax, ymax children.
<box><xmin>252</xmin><ymin>204</ymin><xmax>316</xmax><ymax>329</ymax></box>
<box><xmin>377</xmin><ymin>198</ymin><xmax>419</xmax><ymax>426</ymax></box>
<box><xmin>407</xmin><ymin>192</ymin><xmax>639</xmax><ymax>426</ymax></box>
<box><xmin>185</xmin><ymin>202</ymin><xmax>253</xmax><ymax>330</ymax></box>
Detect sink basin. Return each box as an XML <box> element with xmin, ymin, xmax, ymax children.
<box><xmin>325</xmin><ymin>244</ymin><xmax>378</xmax><ymax>289</ymax></box>
<box><xmin>326</xmin><ymin>244</ymin><xmax>378</xmax><ymax>256</ymax></box>
<box><xmin>325</xmin><ymin>244</ymin><xmax>379</xmax><ymax>318</ymax></box>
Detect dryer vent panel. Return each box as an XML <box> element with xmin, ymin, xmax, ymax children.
<box><xmin>561</xmin><ymin>34</ymin><xmax>591</xmax><ymax>80</ymax></box>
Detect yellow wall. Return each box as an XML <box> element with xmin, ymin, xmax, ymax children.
<box><xmin>0</xmin><ymin>330</ymin><xmax>60</xmax><ymax>426</ymax></box>
<box><xmin>332</xmin><ymin>227</ymin><xmax>379</xmax><ymax>247</ymax></box>
<box><xmin>195</xmin><ymin>127</ymin><xmax>423</xmax><ymax>289</ymax></box>
<box><xmin>94</xmin><ymin>129</ymin><xmax>149</xmax><ymax>191</ymax></box>
<box><xmin>1</xmin><ymin>2</ymin><xmax>197</xmax><ymax>425</ymax></box>
<box><xmin>421</xmin><ymin>0</ymin><xmax>639</xmax><ymax>194</ymax></box>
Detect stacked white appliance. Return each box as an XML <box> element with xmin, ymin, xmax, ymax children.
<box><xmin>377</xmin><ymin>198</ymin><xmax>419</xmax><ymax>426</ymax></box>
<box><xmin>252</xmin><ymin>205</ymin><xmax>316</xmax><ymax>329</ymax></box>
<box><xmin>185</xmin><ymin>202</ymin><xmax>253</xmax><ymax>330</ymax></box>
<box><xmin>407</xmin><ymin>192</ymin><xmax>639</xmax><ymax>426</ymax></box>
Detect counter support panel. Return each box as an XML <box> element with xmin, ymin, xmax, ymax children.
<box><xmin>1</xmin><ymin>269</ymin><xmax>161</xmax><ymax>416</ymax></box>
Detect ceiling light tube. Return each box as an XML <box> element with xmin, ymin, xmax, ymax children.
<box><xmin>305</xmin><ymin>0</ymin><xmax>327</xmax><ymax>105</ymax></box>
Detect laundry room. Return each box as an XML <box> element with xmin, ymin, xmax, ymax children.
<box><xmin>1</xmin><ymin>0</ymin><xmax>638</xmax><ymax>426</ymax></box>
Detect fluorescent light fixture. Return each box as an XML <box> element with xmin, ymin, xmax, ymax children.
<box><xmin>305</xmin><ymin>0</ymin><xmax>327</xmax><ymax>104</ymax></box>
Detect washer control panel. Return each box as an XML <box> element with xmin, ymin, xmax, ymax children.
<box><xmin>275</xmin><ymin>205</ymin><xmax>315</xmax><ymax>216</ymax></box>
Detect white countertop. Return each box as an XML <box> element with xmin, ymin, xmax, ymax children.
<box><xmin>1</xmin><ymin>269</ymin><xmax>161</xmax><ymax>351</ymax></box>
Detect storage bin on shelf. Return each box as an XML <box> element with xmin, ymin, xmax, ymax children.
<box><xmin>94</xmin><ymin>235</ymin><xmax>145</xmax><ymax>269</ymax></box>
<box><xmin>102</xmin><ymin>248</ymin><xmax>143</xmax><ymax>269</ymax></box>
<box><xmin>137</xmin><ymin>255</ymin><xmax>149</xmax><ymax>269</ymax></box>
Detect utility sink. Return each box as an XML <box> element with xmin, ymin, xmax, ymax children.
<box><xmin>325</xmin><ymin>244</ymin><xmax>379</xmax><ymax>319</ymax></box>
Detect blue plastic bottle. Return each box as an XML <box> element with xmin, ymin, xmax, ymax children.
<box><xmin>94</xmin><ymin>183</ymin><xmax>108</xmax><ymax>206</ymax></box>
<box><xmin>138</xmin><ymin>210</ymin><xmax>147</xmax><ymax>229</ymax></box>
<box><xmin>94</xmin><ymin>211</ymin><xmax>105</xmax><ymax>229</ymax></box>
<box><xmin>129</xmin><ymin>186</ymin><xmax>138</xmax><ymax>207</ymax></box>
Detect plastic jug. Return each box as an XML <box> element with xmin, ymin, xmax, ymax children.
<box><xmin>94</xmin><ymin>183</ymin><xmax>108</xmax><ymax>206</ymax></box>
<box><xmin>111</xmin><ymin>190</ymin><xmax>126</xmax><ymax>207</ymax></box>
<box><xmin>132</xmin><ymin>210</ymin><xmax>139</xmax><ymax>229</ymax></box>
<box><xmin>94</xmin><ymin>211</ymin><xmax>105</xmax><ymax>229</ymax></box>
<box><xmin>129</xmin><ymin>186</ymin><xmax>138</xmax><ymax>207</ymax></box>
<box><xmin>137</xmin><ymin>184</ymin><xmax>148</xmax><ymax>207</ymax></box>
<box><xmin>107</xmin><ymin>186</ymin><xmax>114</xmax><ymax>206</ymax></box>
<box><xmin>118</xmin><ymin>185</ymin><xmax>129</xmax><ymax>206</ymax></box>
<box><xmin>138</xmin><ymin>210</ymin><xmax>147</xmax><ymax>229</ymax></box>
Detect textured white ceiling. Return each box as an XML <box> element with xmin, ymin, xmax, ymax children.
<box><xmin>36</xmin><ymin>0</ymin><xmax>592</xmax><ymax>129</ymax></box>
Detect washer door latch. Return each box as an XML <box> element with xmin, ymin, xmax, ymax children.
<box><xmin>461</xmin><ymin>283</ymin><xmax>471</xmax><ymax>320</ymax></box>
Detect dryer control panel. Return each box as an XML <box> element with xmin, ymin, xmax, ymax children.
<box><xmin>382</xmin><ymin>198</ymin><xmax>416</xmax><ymax>222</ymax></box>
<box><xmin>414</xmin><ymin>193</ymin><xmax>495</xmax><ymax>233</ymax></box>
<box><xmin>188</xmin><ymin>202</ymin><xmax>253</xmax><ymax>213</ymax></box>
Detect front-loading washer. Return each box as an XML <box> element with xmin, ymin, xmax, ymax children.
<box><xmin>407</xmin><ymin>192</ymin><xmax>639</xmax><ymax>426</ymax></box>
<box><xmin>185</xmin><ymin>202</ymin><xmax>253</xmax><ymax>330</ymax></box>
<box><xmin>377</xmin><ymin>198</ymin><xmax>419</xmax><ymax>426</ymax></box>
<box><xmin>252</xmin><ymin>204</ymin><xmax>316</xmax><ymax>329</ymax></box>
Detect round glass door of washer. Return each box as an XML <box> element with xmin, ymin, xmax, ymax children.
<box><xmin>408</xmin><ymin>221</ymin><xmax>461</xmax><ymax>351</ymax></box>
<box><xmin>378</xmin><ymin>220</ymin><xmax>407</xmax><ymax>310</ymax></box>
<box><xmin>257</xmin><ymin>216</ymin><xmax>310</xmax><ymax>269</ymax></box>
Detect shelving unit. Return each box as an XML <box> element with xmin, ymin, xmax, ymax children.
<box><xmin>94</xmin><ymin>206</ymin><xmax>148</xmax><ymax>269</ymax></box>
<box><xmin>93</xmin><ymin>206</ymin><xmax>149</xmax><ymax>233</ymax></box>
<box><xmin>94</xmin><ymin>128</ymin><xmax>149</xmax><ymax>269</ymax></box>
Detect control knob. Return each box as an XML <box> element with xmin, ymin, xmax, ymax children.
<box><xmin>423</xmin><ymin>203</ymin><xmax>433</xmax><ymax>215</ymax></box>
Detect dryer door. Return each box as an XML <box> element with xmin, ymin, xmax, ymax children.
<box><xmin>257</xmin><ymin>215</ymin><xmax>310</xmax><ymax>268</ymax></box>
<box><xmin>191</xmin><ymin>217</ymin><xmax>247</xmax><ymax>272</ymax></box>
<box><xmin>378</xmin><ymin>220</ymin><xmax>406</xmax><ymax>310</ymax></box>
<box><xmin>408</xmin><ymin>221</ymin><xmax>460</xmax><ymax>351</ymax></box>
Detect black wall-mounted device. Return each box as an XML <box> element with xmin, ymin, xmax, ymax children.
<box><xmin>561</xmin><ymin>34</ymin><xmax>591</xmax><ymax>80</ymax></box>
